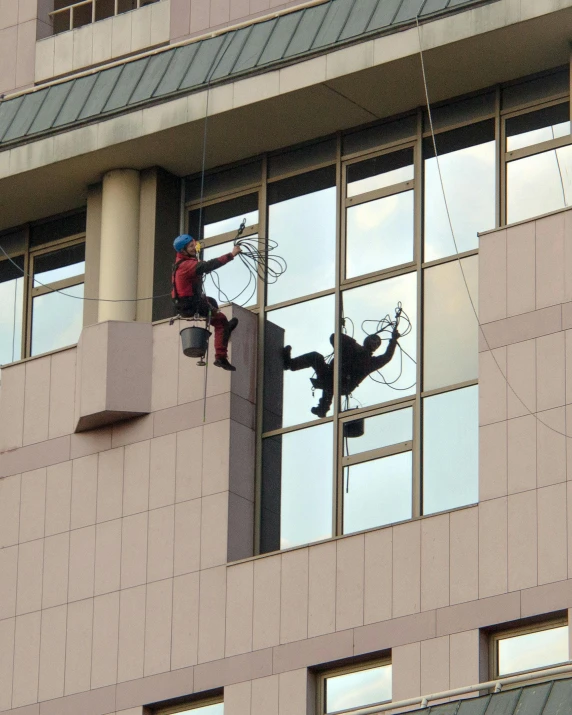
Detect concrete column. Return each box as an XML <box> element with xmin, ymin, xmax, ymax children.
<box><xmin>98</xmin><ymin>169</ymin><xmax>141</xmax><ymax>322</ymax></box>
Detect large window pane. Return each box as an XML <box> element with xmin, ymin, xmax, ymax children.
<box><xmin>33</xmin><ymin>243</ymin><xmax>85</xmax><ymax>286</ymax></box>
<box><xmin>423</xmin><ymin>256</ymin><xmax>478</xmax><ymax>391</ymax></box>
<box><xmin>424</xmin><ymin>121</ymin><xmax>495</xmax><ymax>261</ymax></box>
<box><xmin>0</xmin><ymin>259</ymin><xmax>23</xmax><ymax>364</ymax></box>
<box><xmin>346</xmin><ymin>190</ymin><xmax>414</xmax><ymax>278</ymax></box>
<box><xmin>31</xmin><ymin>283</ymin><xmax>84</xmax><ymax>356</ymax></box>
<box><xmin>264</xmin><ymin>294</ymin><xmax>334</xmax><ymax>430</ymax></box>
<box><xmin>497</xmin><ymin>626</ymin><xmax>569</xmax><ymax>677</ymax></box>
<box><xmin>423</xmin><ymin>386</ymin><xmax>478</xmax><ymax>515</ymax></box>
<box><xmin>176</xmin><ymin>704</ymin><xmax>224</xmax><ymax>715</ymax></box>
<box><xmin>189</xmin><ymin>193</ymin><xmax>259</xmax><ymax>240</ymax></box>
<box><xmin>347</xmin><ymin>148</ymin><xmax>413</xmax><ymax>197</ymax></box>
<box><xmin>506</xmin><ymin>103</ymin><xmax>570</xmax><ymax>151</ymax></box>
<box><xmin>343</xmin><ymin>407</ymin><xmax>412</xmax><ymax>457</ymax></box>
<box><xmin>325</xmin><ymin>665</ymin><xmax>392</xmax><ymax>714</ymax></box>
<box><xmin>267</xmin><ymin>168</ymin><xmax>336</xmax><ymax>305</ymax></box>
<box><xmin>343</xmin><ymin>452</ymin><xmax>412</xmax><ymax>534</ymax></box>
<box><xmin>261</xmin><ymin>423</ymin><xmax>333</xmax><ymax>552</ymax></box>
<box><xmin>203</xmin><ymin>238</ymin><xmax>258</xmax><ymax>307</ymax></box>
<box><xmin>340</xmin><ymin>273</ymin><xmax>417</xmax><ymax>411</ymax></box>
<box><xmin>507</xmin><ymin>145</ymin><xmax>572</xmax><ymax>224</ymax></box>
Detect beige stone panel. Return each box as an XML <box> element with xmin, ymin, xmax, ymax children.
<box><xmin>118</xmin><ymin>585</ymin><xmax>146</xmax><ymax>682</ymax></box>
<box><xmin>145</xmin><ymin>578</ymin><xmax>173</xmax><ymax>676</ymax></box>
<box><xmin>152</xmin><ymin>321</ymin><xmax>180</xmax><ymax>412</ymax></box>
<box><xmin>253</xmin><ymin>554</ymin><xmax>281</xmax><ymax>650</ymax></box>
<box><xmin>92</xmin><ymin>592</ymin><xmax>120</xmax><ymax>689</ymax></box>
<box><xmin>210</xmin><ymin>0</ymin><xmax>230</xmax><ymax>25</ymax></box>
<box><xmin>252</xmin><ymin>675</ymin><xmax>279</xmax><ymax>715</ymax></box>
<box><xmin>507</xmin><ymin>490</ymin><xmax>537</xmax><ymax>591</ymax></box>
<box><xmin>479</xmin><ymin>497</ymin><xmax>507</xmax><ymax>598</ymax></box>
<box><xmin>0</xmin><ymin>435</ymin><xmax>70</xmax><ymax>480</ymax></box>
<box><xmin>506</xmin><ymin>221</ymin><xmax>535</xmax><ymax>318</ymax></box>
<box><xmin>479</xmin><ymin>348</ymin><xmax>507</xmax><ymax>426</ymax></box>
<box><xmin>72</xmin><ymin>23</ymin><xmax>93</xmax><ymax>70</ymax></box>
<box><xmin>190</xmin><ymin>0</ymin><xmax>210</xmax><ymax>34</ymax></box>
<box><xmin>49</xmin><ymin>349</ymin><xmax>76</xmax><ymax>439</ymax></box>
<box><xmin>507</xmin><ymin>339</ymin><xmax>536</xmax><ymax>418</ymax></box>
<box><xmin>92</xmin><ymin>17</ymin><xmax>113</xmax><ymax>65</ymax></box>
<box><xmin>450</xmin><ymin>507</ymin><xmax>478</xmax><ymax>605</ymax></box>
<box><xmin>421</xmin><ymin>514</ymin><xmax>450</xmax><ymax>612</ymax></box>
<box><xmin>123</xmin><ymin>440</ymin><xmax>150</xmax><ymax>516</ymax></box>
<box><xmin>23</xmin><ymin>357</ymin><xmax>50</xmax><ymax>446</ymax></box>
<box><xmin>70</xmin><ymin>426</ymin><xmax>111</xmax><ymax>460</ymax></box>
<box><xmin>229</xmin><ymin>420</ymin><xmax>256</xmax><ymax>503</ymax></box>
<box><xmin>536</xmin><ymin>212</ymin><xmax>565</xmax><ymax>309</ymax></box>
<box><xmin>131</xmin><ymin>4</ymin><xmax>152</xmax><ymax>51</ymax></box>
<box><xmin>95</xmin><ymin>519</ymin><xmax>121</xmax><ymax>596</ymax></box>
<box><xmin>479</xmin><ymin>230</ymin><xmax>506</xmax><ymax>324</ymax></box>
<box><xmin>226</xmin><ymin>680</ymin><xmax>251</xmax><ymax>715</ymax></box>
<box><xmin>15</xmin><ymin>18</ymin><xmax>35</xmax><ymax>88</ymax></box>
<box><xmin>0</xmin><ymin>0</ymin><xmax>18</xmax><ymax>28</ymax></box>
<box><xmin>336</xmin><ymin>534</ymin><xmax>364</xmax><ymax>631</ymax></box>
<box><xmin>16</xmin><ymin>538</ymin><xmax>43</xmax><ymax>615</ymax></box>
<box><xmin>19</xmin><ymin>467</ymin><xmax>46</xmax><ymax>542</ymax></box>
<box><xmin>111</xmin><ymin>414</ymin><xmax>153</xmax><ymax>449</ymax></box>
<box><xmin>568</xmin><ymin>484</ymin><xmax>572</xmax><ymax>578</ymax></box>
<box><xmin>112</xmin><ymin>11</ymin><xmax>132</xmax><ymax>56</ymax></box>
<box><xmin>278</xmin><ymin>669</ymin><xmax>308</xmax><ymax>715</ymax></box>
<box><xmin>0</xmin><ymin>362</ymin><xmax>25</xmax><ymax>451</ymax></box>
<box><xmin>280</xmin><ymin>548</ymin><xmax>309</xmax><ymax>644</ymax></box>
<box><xmin>537</xmin><ymin>332</ymin><xmax>565</xmax><ymax>412</ymax></box>
<box><xmin>479</xmin><ymin>422</ymin><xmax>507</xmax><ymax>502</ymax></box>
<box><xmin>42</xmin><ymin>532</ymin><xmax>69</xmax><ymax>609</ymax></box>
<box><xmin>0</xmin><ymin>617</ymin><xmax>14</xmax><ymax>710</ymax></box>
<box><xmin>308</xmin><ymin>541</ymin><xmax>336</xmax><ymax>637</ymax></box>
<box><xmin>538</xmin><ymin>483</ymin><xmax>568</xmax><ymax>585</ymax></box>
<box><xmin>170</xmin><ymin>0</ymin><xmax>191</xmax><ymax>39</ymax></box>
<box><xmin>202</xmin><ymin>420</ymin><xmax>231</xmax><ymax>496</ymax></box>
<box><xmin>0</xmin><ymin>473</ymin><xmax>20</xmax><ymax>548</ymax></box>
<box><xmin>565</xmin><ymin>211</ymin><xmax>572</xmax><ymax>303</ymax></box>
<box><xmin>174</xmin><ymin>499</ymin><xmax>201</xmax><ymax>576</ymax></box>
<box><xmin>364</xmin><ymin>527</ymin><xmax>392</xmax><ymax>624</ymax></box>
<box><xmin>18</xmin><ymin>0</ymin><xmax>37</xmax><ymax>22</ymax></box>
<box><xmin>149</xmin><ymin>433</ymin><xmax>177</xmax><ymax>509</ymax></box>
<box><xmin>393</xmin><ymin>642</ymin><xmax>421</xmax><ymax>701</ymax></box>
<box><xmin>151</xmin><ymin>0</ymin><xmax>170</xmax><ymax>44</ymax></box>
<box><xmin>0</xmin><ymin>26</ymin><xmax>16</xmax><ymax>95</ymax></box>
<box><xmin>68</xmin><ymin>525</ymin><xmax>96</xmax><ymax>602</ymax></box>
<box><xmin>436</xmin><ymin>591</ymin><xmax>520</xmax><ymax>637</ymax></box>
<box><xmin>65</xmin><ymin>598</ymin><xmax>93</xmax><ymax>695</ymax></box>
<box><xmin>450</xmin><ymin>630</ymin><xmax>480</xmax><ymax>688</ymax></box>
<box><xmin>97</xmin><ymin>447</ymin><xmax>124</xmax><ymax>523</ymax></box>
<box><xmin>200</xmin><ymin>492</ymin><xmax>228</xmax><ymax>569</ymax></box>
<box><xmin>280</xmin><ymin>56</ymin><xmax>327</xmax><ymax>95</ymax></box>
<box><xmin>177</xmin><ymin>336</ymin><xmax>207</xmax><ymax>405</ymax></box>
<box><xmin>121</xmin><ymin>512</ymin><xmax>148</xmax><ymax>588</ymax></box>
<box><xmin>566</xmin><ymin>332</ymin><xmax>572</xmax><ymax>405</ymax></box>
<box><xmin>45</xmin><ymin>462</ymin><xmax>72</xmax><ymax>536</ymax></box>
<box><xmin>226</xmin><ymin>561</ymin><xmax>254</xmax><ymax>657</ymax></box>
<box><xmin>176</xmin><ymin>426</ymin><xmax>203</xmax><ymax>502</ymax></box>
<box><xmin>53</xmin><ymin>30</ymin><xmax>73</xmax><ymax>76</ymax></box>
<box><xmin>71</xmin><ymin>454</ymin><xmax>98</xmax><ymax>529</ymax></box>
<box><xmin>393</xmin><ymin>520</ymin><xmax>421</xmax><ymax>618</ymax></box>
<box><xmin>421</xmin><ymin>636</ymin><xmax>449</xmax><ymax>695</ymax></box>
<box><xmin>38</xmin><ymin>604</ymin><xmax>67</xmax><ymax>702</ymax></box>
<box><xmin>0</xmin><ymin>544</ymin><xmax>17</xmax><ymax>620</ymax></box>
<box><xmin>507</xmin><ymin>415</ymin><xmax>536</xmax><ymax>494</ymax></box>
<box><xmin>233</xmin><ymin>72</ymin><xmax>280</xmax><ymax>110</ymax></box>
<box><xmin>521</xmin><ymin>579</ymin><xmax>572</xmax><ymax>618</ymax></box>
<box><xmin>142</xmin><ymin>96</ymin><xmax>189</xmax><ymax>136</ymax></box>
<box><xmin>12</xmin><ymin>611</ymin><xmax>41</xmax><ymax>707</ymax></box>
<box><xmin>273</xmin><ymin>630</ymin><xmax>353</xmax><ymax>675</ymax></box>
<box><xmin>172</xmin><ymin>572</ymin><xmax>200</xmax><ymax>669</ymax></box>
<box><xmin>537</xmin><ymin>407</ymin><xmax>566</xmax><ymax>487</ymax></box>
<box><xmin>198</xmin><ymin>566</ymin><xmax>226</xmax><ymax>663</ymax></box>
<box><xmin>148</xmin><ymin>505</ymin><xmax>175</xmax><ymax>583</ymax></box>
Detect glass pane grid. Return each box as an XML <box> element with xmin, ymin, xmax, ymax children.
<box><xmin>497</xmin><ymin>626</ymin><xmax>569</xmax><ymax>677</ymax></box>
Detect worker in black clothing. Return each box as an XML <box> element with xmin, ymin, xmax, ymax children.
<box><xmin>282</xmin><ymin>328</ymin><xmax>400</xmax><ymax>418</ymax></box>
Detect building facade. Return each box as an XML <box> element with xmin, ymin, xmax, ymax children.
<box><xmin>0</xmin><ymin>1</ymin><xmax>572</xmax><ymax>714</ymax></box>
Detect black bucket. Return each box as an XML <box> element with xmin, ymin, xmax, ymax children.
<box><xmin>343</xmin><ymin>410</ymin><xmax>365</xmax><ymax>439</ymax></box>
<box><xmin>180</xmin><ymin>326</ymin><xmax>211</xmax><ymax>358</ymax></box>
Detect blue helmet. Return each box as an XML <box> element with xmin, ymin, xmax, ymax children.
<box><xmin>173</xmin><ymin>234</ymin><xmax>194</xmax><ymax>252</ymax></box>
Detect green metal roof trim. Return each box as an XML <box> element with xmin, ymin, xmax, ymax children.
<box><xmin>407</xmin><ymin>678</ymin><xmax>572</xmax><ymax>715</ymax></box>
<box><xmin>0</xmin><ymin>0</ymin><xmax>497</xmax><ymax>149</ymax></box>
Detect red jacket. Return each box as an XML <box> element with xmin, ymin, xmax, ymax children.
<box><xmin>172</xmin><ymin>251</ymin><xmax>234</xmax><ymax>300</ymax></box>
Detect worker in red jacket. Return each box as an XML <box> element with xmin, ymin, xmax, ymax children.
<box><xmin>172</xmin><ymin>234</ymin><xmax>241</xmax><ymax>371</ymax></box>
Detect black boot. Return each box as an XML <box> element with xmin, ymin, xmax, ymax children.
<box><xmin>223</xmin><ymin>317</ymin><xmax>238</xmax><ymax>342</ymax></box>
<box><xmin>214</xmin><ymin>357</ymin><xmax>236</xmax><ymax>371</ymax></box>
<box><xmin>282</xmin><ymin>345</ymin><xmax>292</xmax><ymax>369</ymax></box>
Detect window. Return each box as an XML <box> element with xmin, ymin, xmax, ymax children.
<box><xmin>0</xmin><ymin>212</ymin><xmax>86</xmax><ymax>364</ymax></box>
<box><xmin>155</xmin><ymin>697</ymin><xmax>223</xmax><ymax>715</ymax></box>
<box><xmin>319</xmin><ymin>662</ymin><xmax>392</xmax><ymax>715</ymax></box>
<box><xmin>51</xmin><ymin>0</ymin><xmax>160</xmax><ymax>35</ymax></box>
<box><xmin>491</xmin><ymin>621</ymin><xmax>569</xmax><ymax>678</ymax></box>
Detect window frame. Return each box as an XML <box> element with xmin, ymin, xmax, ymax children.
<box><xmin>316</xmin><ymin>658</ymin><xmax>392</xmax><ymax>715</ymax></box>
<box><xmin>154</xmin><ymin>695</ymin><xmax>224</xmax><ymax>715</ymax></box>
<box><xmin>489</xmin><ymin>618</ymin><xmax>569</xmax><ymax>681</ymax></box>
